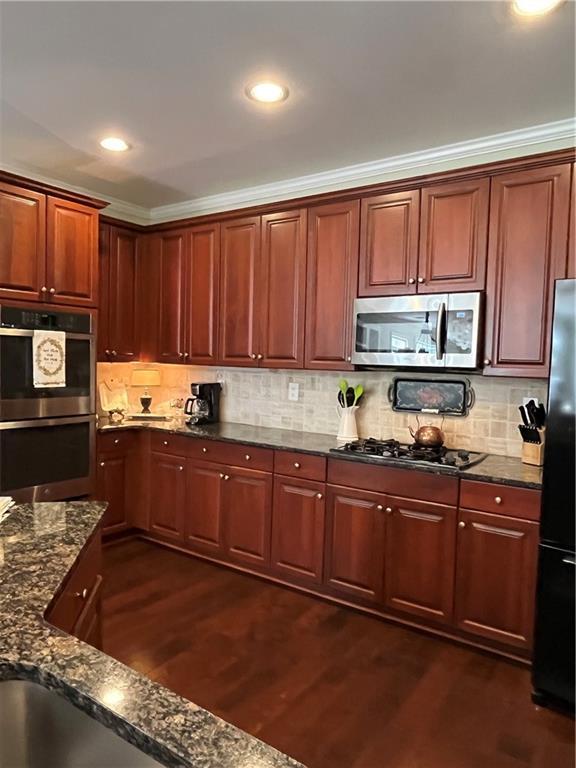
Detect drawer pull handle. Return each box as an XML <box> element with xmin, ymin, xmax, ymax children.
<box><xmin>294</xmin><ymin>462</ymin><xmax>301</xmax><ymax>469</ymax></box>
<box><xmin>459</xmin><ymin>521</ymin><xmax>466</xmax><ymax>528</ymax></box>
<box><xmin>99</xmin><ymin>461</ymin><xmax>105</xmax><ymax>467</ymax></box>
<box><xmin>376</xmin><ymin>504</ymin><xmax>383</xmax><ymax>511</ymax></box>
<box><xmin>245</xmin><ymin>454</ymin><xmax>251</xmax><ymax>461</ymax></box>
<box><xmin>494</xmin><ymin>496</ymin><xmax>502</xmax><ymax>505</ymax></box>
<box><xmin>202</xmin><ymin>447</ymin><xmax>208</xmax><ymax>453</ymax></box>
<box><xmin>316</xmin><ymin>493</ymin><xmax>323</xmax><ymax>500</ymax></box>
<box><xmin>74</xmin><ymin>588</ymin><xmax>88</xmax><ymax>600</ymax></box>
<box><xmin>385</xmin><ymin>507</ymin><xmax>393</xmax><ymax>514</ymax></box>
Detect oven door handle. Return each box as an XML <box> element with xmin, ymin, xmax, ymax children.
<box><xmin>435</xmin><ymin>302</ymin><xmax>446</xmax><ymax>361</ymax></box>
<box><xmin>0</xmin><ymin>415</ymin><xmax>96</xmax><ymax>430</ymax></box>
<box><xmin>0</xmin><ymin>328</ymin><xmax>92</xmax><ymax>341</ymax></box>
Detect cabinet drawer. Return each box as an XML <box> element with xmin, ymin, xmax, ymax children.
<box><xmin>460</xmin><ymin>480</ymin><xmax>541</xmax><ymax>521</ymax></box>
<box><xmin>327</xmin><ymin>458</ymin><xmax>458</xmax><ymax>506</ymax></box>
<box><xmin>186</xmin><ymin>439</ymin><xmax>274</xmax><ymax>472</ymax></box>
<box><xmin>274</xmin><ymin>450</ymin><xmax>326</xmax><ymax>481</ymax></box>
<box><xmin>97</xmin><ymin>430</ymin><xmax>135</xmax><ymax>454</ymax></box>
<box><xmin>150</xmin><ymin>432</ymin><xmax>191</xmax><ymax>456</ymax></box>
<box><xmin>46</xmin><ymin>532</ymin><xmax>101</xmax><ymax>633</ymax></box>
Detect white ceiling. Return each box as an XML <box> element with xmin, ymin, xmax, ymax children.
<box><xmin>0</xmin><ymin>1</ymin><xmax>574</xmax><ymax>213</ymax></box>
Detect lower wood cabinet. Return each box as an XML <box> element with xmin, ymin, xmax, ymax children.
<box><xmin>324</xmin><ymin>486</ymin><xmax>385</xmax><ymax>604</ymax></box>
<box><xmin>96</xmin><ymin>432</ymin><xmax>137</xmax><ymax>536</ymax></box>
<box><xmin>384</xmin><ymin>497</ymin><xmax>457</xmax><ymax>625</ymax></box>
<box><xmin>271</xmin><ymin>476</ymin><xmax>325</xmax><ymax>586</ymax></box>
<box><xmin>223</xmin><ymin>467</ymin><xmax>272</xmax><ymax>570</ymax></box>
<box><xmin>185</xmin><ymin>460</ymin><xmax>225</xmax><ymax>556</ymax></box>
<box><xmin>454</xmin><ymin>509</ymin><xmax>539</xmax><ymax>650</ymax></box>
<box><xmin>149</xmin><ymin>452</ymin><xmax>187</xmax><ymax>541</ymax></box>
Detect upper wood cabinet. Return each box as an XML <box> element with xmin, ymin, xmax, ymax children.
<box><xmin>184</xmin><ymin>223</ymin><xmax>220</xmax><ymax>364</ymax></box>
<box><xmin>484</xmin><ymin>164</ymin><xmax>571</xmax><ymax>377</ymax></box>
<box><xmin>46</xmin><ymin>197</ymin><xmax>99</xmax><ymax>306</ymax></box>
<box><xmin>153</xmin><ymin>230</ymin><xmax>187</xmax><ymax>364</ymax></box>
<box><xmin>305</xmin><ymin>200</ymin><xmax>360</xmax><ymax>369</ymax></box>
<box><xmin>359</xmin><ymin>190</ymin><xmax>419</xmax><ymax>296</ymax></box>
<box><xmin>259</xmin><ymin>209</ymin><xmax>307</xmax><ymax>368</ymax></box>
<box><xmin>568</xmin><ymin>163</ymin><xmax>575</xmax><ymax>280</ymax></box>
<box><xmin>419</xmin><ymin>178</ymin><xmax>489</xmax><ymax>292</ymax></box>
<box><xmin>98</xmin><ymin>224</ymin><xmax>140</xmax><ymax>362</ymax></box>
<box><xmin>219</xmin><ymin>217</ymin><xmax>261</xmax><ymax>367</ymax></box>
<box><xmin>0</xmin><ymin>182</ymin><xmax>46</xmax><ymax>302</ymax></box>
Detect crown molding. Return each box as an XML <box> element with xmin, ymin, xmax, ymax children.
<box><xmin>2</xmin><ymin>118</ymin><xmax>574</xmax><ymax>226</ymax></box>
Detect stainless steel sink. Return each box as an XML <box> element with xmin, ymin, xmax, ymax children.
<box><xmin>0</xmin><ymin>680</ymin><xmax>164</xmax><ymax>767</ymax></box>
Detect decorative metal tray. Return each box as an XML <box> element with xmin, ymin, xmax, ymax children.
<box><xmin>388</xmin><ymin>377</ymin><xmax>475</xmax><ymax>416</ymax></box>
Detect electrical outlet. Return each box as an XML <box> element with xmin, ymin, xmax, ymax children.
<box><xmin>523</xmin><ymin>397</ymin><xmax>539</xmax><ymax>408</ymax></box>
<box><xmin>288</xmin><ymin>383</ymin><xmax>300</xmax><ymax>402</ymax></box>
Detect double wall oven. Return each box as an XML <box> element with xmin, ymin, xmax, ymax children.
<box><xmin>0</xmin><ymin>304</ymin><xmax>96</xmax><ymax>502</ymax></box>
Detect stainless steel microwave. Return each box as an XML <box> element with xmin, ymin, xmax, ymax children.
<box><xmin>352</xmin><ymin>292</ymin><xmax>483</xmax><ymax>369</ymax></box>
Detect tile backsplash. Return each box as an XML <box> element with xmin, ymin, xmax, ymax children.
<box><xmin>97</xmin><ymin>363</ymin><xmax>548</xmax><ymax>458</ymax></box>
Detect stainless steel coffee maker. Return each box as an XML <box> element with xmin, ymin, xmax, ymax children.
<box><xmin>184</xmin><ymin>382</ymin><xmax>222</xmax><ymax>425</ymax></box>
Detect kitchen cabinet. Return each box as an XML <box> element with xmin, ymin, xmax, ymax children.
<box><xmin>384</xmin><ymin>497</ymin><xmax>457</xmax><ymax>624</ymax></box>
<box><xmin>454</xmin><ymin>508</ymin><xmax>539</xmax><ymax>650</ymax></box>
<box><xmin>184</xmin><ymin>223</ymin><xmax>220</xmax><ymax>364</ymax></box>
<box><xmin>223</xmin><ymin>466</ymin><xmax>272</xmax><ymax>569</ymax></box>
<box><xmin>98</xmin><ymin>225</ymin><xmax>140</xmax><ymax>362</ymax></box>
<box><xmin>151</xmin><ymin>230</ymin><xmax>187</xmax><ymax>364</ymax></box>
<box><xmin>149</xmin><ymin>452</ymin><xmax>186</xmax><ymax>541</ymax></box>
<box><xmin>259</xmin><ymin>209</ymin><xmax>307</xmax><ymax>368</ymax></box>
<box><xmin>185</xmin><ymin>460</ymin><xmax>225</xmax><ymax>556</ymax></box>
<box><xmin>358</xmin><ymin>190</ymin><xmax>420</xmax><ymax>296</ymax></box>
<box><xmin>271</xmin><ymin>476</ymin><xmax>325</xmax><ymax>586</ymax></box>
<box><xmin>96</xmin><ymin>431</ymin><xmax>137</xmax><ymax>535</ymax></box>
<box><xmin>219</xmin><ymin>216</ymin><xmax>261</xmax><ymax>366</ymax></box>
<box><xmin>484</xmin><ymin>164</ymin><xmax>571</xmax><ymax>377</ymax></box>
<box><xmin>305</xmin><ymin>200</ymin><xmax>359</xmax><ymax>369</ymax></box>
<box><xmin>324</xmin><ymin>485</ymin><xmax>385</xmax><ymax>603</ymax></box>
<box><xmin>419</xmin><ymin>178</ymin><xmax>489</xmax><ymax>292</ymax></box>
<box><xmin>568</xmin><ymin>163</ymin><xmax>575</xmax><ymax>279</ymax></box>
<box><xmin>46</xmin><ymin>196</ymin><xmax>99</xmax><ymax>307</ymax></box>
<box><xmin>0</xmin><ymin>181</ymin><xmax>46</xmax><ymax>302</ymax></box>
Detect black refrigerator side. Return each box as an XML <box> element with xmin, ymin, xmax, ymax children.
<box><xmin>532</xmin><ymin>279</ymin><xmax>575</xmax><ymax>712</ymax></box>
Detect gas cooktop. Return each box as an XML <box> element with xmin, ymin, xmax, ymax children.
<box><xmin>330</xmin><ymin>438</ymin><xmax>486</xmax><ymax>471</ymax></box>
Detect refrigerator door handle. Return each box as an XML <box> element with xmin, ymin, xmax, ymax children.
<box><xmin>561</xmin><ymin>556</ymin><xmax>575</xmax><ymax>565</ymax></box>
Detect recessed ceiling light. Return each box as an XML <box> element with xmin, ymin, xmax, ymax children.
<box><xmin>512</xmin><ymin>0</ymin><xmax>564</xmax><ymax>16</ymax></box>
<box><xmin>246</xmin><ymin>82</ymin><xmax>289</xmax><ymax>104</ymax></box>
<box><xmin>100</xmin><ymin>137</ymin><xmax>130</xmax><ymax>152</ymax></box>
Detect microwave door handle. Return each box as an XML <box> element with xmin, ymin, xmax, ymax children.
<box><xmin>435</xmin><ymin>302</ymin><xmax>446</xmax><ymax>361</ymax></box>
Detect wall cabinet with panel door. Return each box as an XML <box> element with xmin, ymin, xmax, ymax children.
<box><xmin>184</xmin><ymin>223</ymin><xmax>220</xmax><ymax>364</ymax></box>
<box><xmin>149</xmin><ymin>451</ymin><xmax>187</xmax><ymax>542</ymax></box>
<box><xmin>0</xmin><ymin>181</ymin><xmax>46</xmax><ymax>302</ymax></box>
<box><xmin>271</xmin><ymin>476</ymin><xmax>325</xmax><ymax>587</ymax></box>
<box><xmin>46</xmin><ymin>197</ymin><xmax>99</xmax><ymax>307</ymax></box>
<box><xmin>149</xmin><ymin>230</ymin><xmax>187</xmax><ymax>364</ymax></box>
<box><xmin>454</xmin><ymin>508</ymin><xmax>539</xmax><ymax>651</ymax></box>
<box><xmin>305</xmin><ymin>200</ymin><xmax>360</xmax><ymax>370</ymax></box>
<box><xmin>98</xmin><ymin>224</ymin><xmax>141</xmax><ymax>362</ymax></box>
<box><xmin>383</xmin><ymin>497</ymin><xmax>457</xmax><ymax>625</ymax></box>
<box><xmin>484</xmin><ymin>164</ymin><xmax>571</xmax><ymax>377</ymax></box>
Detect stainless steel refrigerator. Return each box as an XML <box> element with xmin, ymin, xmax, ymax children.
<box><xmin>532</xmin><ymin>278</ymin><xmax>575</xmax><ymax>711</ymax></box>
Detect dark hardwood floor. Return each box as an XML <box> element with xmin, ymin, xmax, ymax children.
<box><xmin>102</xmin><ymin>539</ymin><xmax>574</xmax><ymax>768</ymax></box>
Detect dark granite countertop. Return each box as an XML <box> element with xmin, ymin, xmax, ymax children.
<box><xmin>0</xmin><ymin>502</ymin><xmax>305</xmax><ymax>768</ymax></box>
<box><xmin>99</xmin><ymin>419</ymin><xmax>542</xmax><ymax>490</ymax></box>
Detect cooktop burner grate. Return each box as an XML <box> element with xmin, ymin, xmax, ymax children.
<box><xmin>330</xmin><ymin>438</ymin><xmax>486</xmax><ymax>470</ymax></box>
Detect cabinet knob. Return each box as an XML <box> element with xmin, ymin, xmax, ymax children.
<box><xmin>494</xmin><ymin>496</ymin><xmax>502</xmax><ymax>505</ymax></box>
<box><xmin>245</xmin><ymin>454</ymin><xmax>251</xmax><ymax>461</ymax></box>
<box><xmin>114</xmin><ymin>439</ymin><xmax>119</xmax><ymax>445</ymax></box>
<box><xmin>40</xmin><ymin>286</ymin><xmax>47</xmax><ymax>293</ymax></box>
<box><xmin>49</xmin><ymin>287</ymin><xmax>56</xmax><ymax>294</ymax></box>
<box><xmin>178</xmin><ymin>465</ymin><xmax>184</xmax><ymax>471</ymax></box>
<box><xmin>183</xmin><ymin>352</ymin><xmax>189</xmax><ymax>359</ymax></box>
<box><xmin>111</xmin><ymin>350</ymin><xmax>117</xmax><ymax>356</ymax></box>
<box><xmin>385</xmin><ymin>507</ymin><xmax>393</xmax><ymax>514</ymax></box>
<box><xmin>376</xmin><ymin>504</ymin><xmax>383</xmax><ymax>511</ymax></box>
<box><xmin>251</xmin><ymin>353</ymin><xmax>257</xmax><ymax>360</ymax></box>
<box><xmin>316</xmin><ymin>493</ymin><xmax>323</xmax><ymax>500</ymax></box>
<box><xmin>346</xmin><ymin>356</ymin><xmax>352</xmax><ymax>362</ymax></box>
<box><xmin>417</xmin><ymin>277</ymin><xmax>424</xmax><ymax>284</ymax></box>
<box><xmin>224</xmin><ymin>474</ymin><xmax>230</xmax><ymax>481</ymax></box>
<box><xmin>74</xmin><ymin>588</ymin><xmax>88</xmax><ymax>600</ymax></box>
<box><xmin>202</xmin><ymin>447</ymin><xmax>208</xmax><ymax>454</ymax></box>
<box><xmin>163</xmin><ymin>440</ymin><xmax>168</xmax><ymax>446</ymax></box>
<box><xmin>459</xmin><ymin>521</ymin><xmax>466</xmax><ymax>528</ymax></box>
<box><xmin>257</xmin><ymin>354</ymin><xmax>263</xmax><ymax>360</ymax></box>
<box><xmin>294</xmin><ymin>462</ymin><xmax>301</xmax><ymax>469</ymax></box>
<box><xmin>105</xmin><ymin>349</ymin><xmax>111</xmax><ymax>356</ymax></box>
<box><xmin>408</xmin><ymin>278</ymin><xmax>416</xmax><ymax>285</ymax></box>
<box><xmin>178</xmin><ymin>352</ymin><xmax>184</xmax><ymax>358</ymax></box>
<box><xmin>219</xmin><ymin>472</ymin><xmax>225</xmax><ymax>479</ymax></box>
<box><xmin>99</xmin><ymin>461</ymin><xmax>105</xmax><ymax>467</ymax></box>
<box><xmin>483</xmin><ymin>359</ymin><xmax>491</xmax><ymax>366</ymax></box>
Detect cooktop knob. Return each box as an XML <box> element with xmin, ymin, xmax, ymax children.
<box><xmin>457</xmin><ymin>450</ymin><xmax>470</xmax><ymax>460</ymax></box>
<box><xmin>443</xmin><ymin>456</ymin><xmax>457</xmax><ymax>466</ymax></box>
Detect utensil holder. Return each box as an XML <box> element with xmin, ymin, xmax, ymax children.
<box><xmin>336</xmin><ymin>406</ymin><xmax>359</xmax><ymax>444</ymax></box>
<box><xmin>522</xmin><ymin>428</ymin><xmax>546</xmax><ymax>466</ymax></box>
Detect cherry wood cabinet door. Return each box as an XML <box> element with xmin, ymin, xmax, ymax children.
<box><xmin>0</xmin><ymin>182</ymin><xmax>46</xmax><ymax>302</ymax></box>
<box><xmin>305</xmin><ymin>201</ymin><xmax>360</xmax><ymax>370</ymax></box>
<box><xmin>219</xmin><ymin>217</ymin><xmax>261</xmax><ymax>366</ymax></box>
<box><xmin>96</xmin><ymin>453</ymin><xmax>130</xmax><ymax>535</ymax></box>
<box><xmin>185</xmin><ymin>460</ymin><xmax>225</xmax><ymax>556</ymax></box>
<box><xmin>97</xmin><ymin>223</ymin><xmax>111</xmax><ymax>361</ymax></box>
<box><xmin>271</xmin><ymin>476</ymin><xmax>325</xmax><ymax>586</ymax></box>
<box><xmin>324</xmin><ymin>485</ymin><xmax>385</xmax><ymax>604</ymax></box>
<box><xmin>184</xmin><ymin>223</ymin><xmax>220</xmax><ymax>364</ymax></box>
<box><xmin>260</xmin><ymin>209</ymin><xmax>307</xmax><ymax>368</ymax></box>
<box><xmin>153</xmin><ymin>231</ymin><xmax>187</xmax><ymax>364</ymax></box>
<box><xmin>107</xmin><ymin>226</ymin><xmax>139</xmax><ymax>362</ymax></box>
<box><xmin>149</xmin><ymin>452</ymin><xmax>186</xmax><ymax>541</ymax></box>
<box><xmin>484</xmin><ymin>164</ymin><xmax>571</xmax><ymax>377</ymax></box>
<box><xmin>384</xmin><ymin>497</ymin><xmax>457</xmax><ymax>625</ymax></box>
<box><xmin>418</xmin><ymin>179</ymin><xmax>489</xmax><ymax>293</ymax></box>
<box><xmin>454</xmin><ymin>509</ymin><xmax>539</xmax><ymax>650</ymax></box>
<box><xmin>358</xmin><ymin>190</ymin><xmax>419</xmax><ymax>296</ymax></box>
<box><xmin>46</xmin><ymin>197</ymin><xmax>98</xmax><ymax>306</ymax></box>
<box><xmin>568</xmin><ymin>163</ymin><xmax>575</xmax><ymax>279</ymax></box>
<box><xmin>222</xmin><ymin>467</ymin><xmax>272</xmax><ymax>569</ymax></box>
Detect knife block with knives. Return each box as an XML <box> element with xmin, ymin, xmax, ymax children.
<box><xmin>519</xmin><ymin>400</ymin><xmax>546</xmax><ymax>466</ymax></box>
